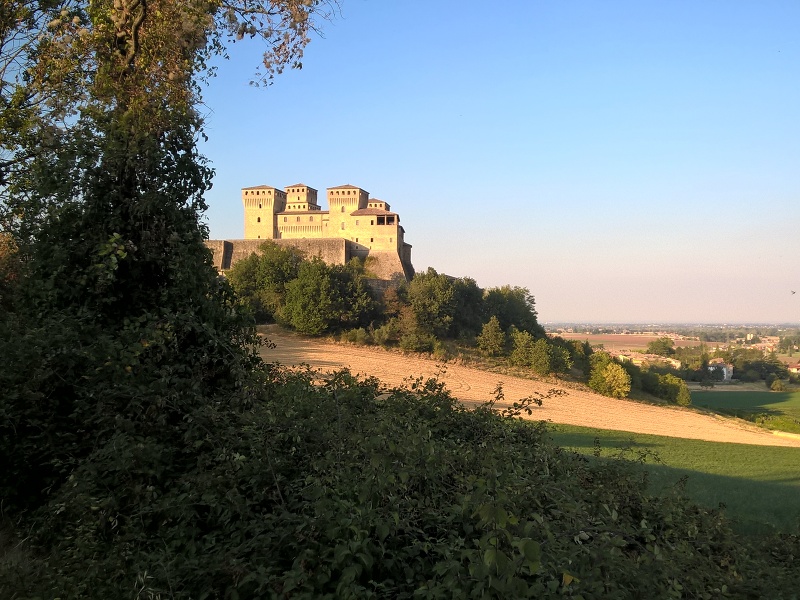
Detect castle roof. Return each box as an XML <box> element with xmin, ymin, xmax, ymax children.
<box><xmin>242</xmin><ymin>184</ymin><xmax>280</xmax><ymax>190</ymax></box>
<box><xmin>328</xmin><ymin>184</ymin><xmax>364</xmax><ymax>190</ymax></box>
<box><xmin>286</xmin><ymin>183</ymin><xmax>316</xmax><ymax>190</ymax></box>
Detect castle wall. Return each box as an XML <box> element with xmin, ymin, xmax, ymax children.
<box><xmin>206</xmin><ymin>238</ymin><xmax>413</xmax><ymax>282</ymax></box>
<box><xmin>207</xmin><ymin>238</ymin><xmax>350</xmax><ymax>271</ymax></box>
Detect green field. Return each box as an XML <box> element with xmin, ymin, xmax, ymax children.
<box><xmin>692</xmin><ymin>390</ymin><xmax>800</xmax><ymax>434</ymax></box>
<box><xmin>548</xmin><ymin>424</ymin><xmax>800</xmax><ymax>534</ymax></box>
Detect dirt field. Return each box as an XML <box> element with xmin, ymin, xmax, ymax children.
<box><xmin>259</xmin><ymin>329</ymin><xmax>800</xmax><ymax>448</ymax></box>
<box><xmin>553</xmin><ymin>333</ymin><xmax>704</xmax><ymax>352</ymax></box>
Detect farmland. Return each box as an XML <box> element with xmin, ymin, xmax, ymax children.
<box><xmin>692</xmin><ymin>389</ymin><xmax>800</xmax><ymax>435</ymax></box>
<box><xmin>552</xmin><ymin>332</ymin><xmax>705</xmax><ymax>352</ymax></box>
<box><xmin>550</xmin><ymin>424</ymin><xmax>800</xmax><ymax>533</ymax></box>
<box><xmin>261</xmin><ymin>329</ymin><xmax>800</xmax><ymax>532</ymax></box>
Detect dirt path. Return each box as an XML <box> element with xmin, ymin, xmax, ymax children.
<box><xmin>260</xmin><ymin>329</ymin><xmax>800</xmax><ymax>448</ymax></box>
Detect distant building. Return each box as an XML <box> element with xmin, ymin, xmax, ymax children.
<box><xmin>708</xmin><ymin>358</ymin><xmax>734</xmax><ymax>381</ymax></box>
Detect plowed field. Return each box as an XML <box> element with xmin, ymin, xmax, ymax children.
<box><xmin>260</xmin><ymin>329</ymin><xmax>800</xmax><ymax>448</ymax></box>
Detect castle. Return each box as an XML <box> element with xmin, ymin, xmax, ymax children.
<box><xmin>206</xmin><ymin>183</ymin><xmax>414</xmax><ymax>280</ymax></box>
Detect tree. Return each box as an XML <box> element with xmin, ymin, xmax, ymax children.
<box><xmin>484</xmin><ymin>285</ymin><xmax>543</xmax><ymax>335</ymax></box>
<box><xmin>588</xmin><ymin>352</ymin><xmax>630</xmax><ymax>398</ymax></box>
<box><xmin>451</xmin><ymin>276</ymin><xmax>486</xmax><ymax>339</ymax></box>
<box><xmin>509</xmin><ymin>326</ymin><xmax>536</xmax><ymax>367</ymax></box>
<box><xmin>406</xmin><ymin>267</ymin><xmax>457</xmax><ymax>338</ymax></box>
<box><xmin>603</xmin><ymin>363</ymin><xmax>632</xmax><ymax>398</ymax></box>
<box><xmin>0</xmin><ymin>0</ymin><xmax>336</xmax><ymax>518</ymax></box>
<box><xmin>530</xmin><ymin>338</ymin><xmax>553</xmax><ymax>376</ymax></box>
<box><xmin>227</xmin><ymin>242</ymin><xmax>305</xmax><ymax>322</ymax></box>
<box><xmin>647</xmin><ymin>337</ymin><xmax>675</xmax><ymax>356</ymax></box>
<box><xmin>281</xmin><ymin>258</ymin><xmax>376</xmax><ymax>335</ymax></box>
<box><xmin>476</xmin><ymin>316</ymin><xmax>505</xmax><ymax>357</ymax></box>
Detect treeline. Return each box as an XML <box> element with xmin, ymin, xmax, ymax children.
<box><xmin>228</xmin><ymin>244</ymin><xmax>692</xmax><ymax>406</ymax></box>
<box><xmin>227</xmin><ymin>242</ymin><xmax>545</xmax><ymax>348</ymax></box>
<box><xmin>647</xmin><ymin>338</ymin><xmax>796</xmax><ymax>388</ymax></box>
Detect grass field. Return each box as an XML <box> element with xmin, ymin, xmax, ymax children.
<box><xmin>692</xmin><ymin>390</ymin><xmax>800</xmax><ymax>434</ymax></box>
<box><xmin>548</xmin><ymin>424</ymin><xmax>800</xmax><ymax>534</ymax></box>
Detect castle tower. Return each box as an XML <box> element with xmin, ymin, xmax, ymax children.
<box><xmin>242</xmin><ymin>185</ymin><xmax>286</xmax><ymax>239</ymax></box>
<box><xmin>283</xmin><ymin>183</ymin><xmax>320</xmax><ymax>212</ymax></box>
<box><xmin>327</xmin><ymin>185</ymin><xmax>368</xmax><ymax>235</ymax></box>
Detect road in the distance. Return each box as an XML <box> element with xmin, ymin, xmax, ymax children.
<box><xmin>260</xmin><ymin>328</ymin><xmax>800</xmax><ymax>448</ymax></box>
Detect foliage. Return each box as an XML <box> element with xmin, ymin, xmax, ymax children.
<box><xmin>0</xmin><ymin>0</ymin><xmax>336</xmax><ymax>541</ymax></box>
<box><xmin>646</xmin><ymin>336</ymin><xmax>675</xmax><ymax>356</ymax></box>
<box><xmin>4</xmin><ymin>368</ymin><xmax>799</xmax><ymax>598</ymax></box>
<box><xmin>484</xmin><ymin>284</ymin><xmax>543</xmax><ymax>336</ymax></box>
<box><xmin>226</xmin><ymin>241</ymin><xmax>305</xmax><ymax>322</ymax></box>
<box><xmin>588</xmin><ymin>353</ymin><xmax>631</xmax><ymax>398</ymax></box>
<box><xmin>282</xmin><ymin>258</ymin><xmax>377</xmax><ymax>335</ymax></box>
<box><xmin>476</xmin><ymin>315</ymin><xmax>505</xmax><ymax>356</ymax></box>
<box><xmin>509</xmin><ymin>326</ymin><xmax>536</xmax><ymax>367</ymax></box>
<box><xmin>405</xmin><ymin>267</ymin><xmax>458</xmax><ymax>338</ymax></box>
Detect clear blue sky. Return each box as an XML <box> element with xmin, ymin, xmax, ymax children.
<box><xmin>200</xmin><ymin>0</ymin><xmax>799</xmax><ymax>324</ymax></box>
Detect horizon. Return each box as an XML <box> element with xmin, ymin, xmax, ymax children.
<box><xmin>199</xmin><ymin>1</ymin><xmax>799</xmax><ymax>324</ymax></box>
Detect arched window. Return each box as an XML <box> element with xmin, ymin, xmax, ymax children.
<box><xmin>341</xmin><ymin>206</ymin><xmax>345</xmax><ymax>212</ymax></box>
<box><xmin>257</xmin><ymin>217</ymin><xmax>261</xmax><ymax>223</ymax></box>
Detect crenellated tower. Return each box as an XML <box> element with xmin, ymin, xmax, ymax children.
<box><xmin>242</xmin><ymin>185</ymin><xmax>286</xmax><ymax>239</ymax></box>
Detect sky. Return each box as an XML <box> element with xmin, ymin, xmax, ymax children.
<box><xmin>199</xmin><ymin>0</ymin><xmax>800</xmax><ymax>324</ymax></box>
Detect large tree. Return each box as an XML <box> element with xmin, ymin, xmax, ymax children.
<box><xmin>0</xmin><ymin>0</ymin><xmax>336</xmax><ymax>511</ymax></box>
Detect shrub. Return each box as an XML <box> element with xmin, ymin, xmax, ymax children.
<box><xmin>342</xmin><ymin>327</ymin><xmax>370</xmax><ymax>345</ymax></box>
<box><xmin>4</xmin><ymin>368</ymin><xmax>797</xmax><ymax>598</ymax></box>
<box><xmin>476</xmin><ymin>316</ymin><xmax>506</xmax><ymax>357</ymax></box>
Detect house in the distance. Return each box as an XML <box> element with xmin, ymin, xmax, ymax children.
<box><xmin>708</xmin><ymin>358</ymin><xmax>734</xmax><ymax>382</ymax></box>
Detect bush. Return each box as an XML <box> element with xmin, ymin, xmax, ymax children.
<box><xmin>766</xmin><ymin>373</ymin><xmax>778</xmax><ymax>389</ymax></box>
<box><xmin>371</xmin><ymin>319</ymin><xmax>400</xmax><ymax>347</ymax></box>
<box><xmin>476</xmin><ymin>316</ymin><xmax>506</xmax><ymax>357</ymax></box>
<box><xmin>4</xmin><ymin>368</ymin><xmax>798</xmax><ymax>598</ymax></box>
<box><xmin>341</xmin><ymin>327</ymin><xmax>370</xmax><ymax>345</ymax></box>
<box><xmin>771</xmin><ymin>378</ymin><xmax>787</xmax><ymax>392</ymax></box>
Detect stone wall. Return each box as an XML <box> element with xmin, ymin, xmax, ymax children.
<box><xmin>205</xmin><ymin>238</ymin><xmax>414</xmax><ymax>281</ymax></box>
<box><xmin>206</xmin><ymin>238</ymin><xmax>349</xmax><ymax>271</ymax></box>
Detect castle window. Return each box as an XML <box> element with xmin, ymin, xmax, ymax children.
<box><xmin>355</xmin><ymin>220</ymin><xmax>359</xmax><ymax>225</ymax></box>
<box><xmin>389</xmin><ymin>237</ymin><xmax>393</xmax><ymax>242</ymax></box>
<box><xmin>309</xmin><ymin>216</ymin><xmax>314</xmax><ymax>221</ymax></box>
<box><xmin>257</xmin><ymin>217</ymin><xmax>261</xmax><ymax>223</ymax></box>
<box><xmin>283</xmin><ymin>217</ymin><xmax>287</xmax><ymax>222</ymax></box>
<box><xmin>370</xmin><ymin>238</ymin><xmax>373</xmax><ymax>243</ymax></box>
<box><xmin>259</xmin><ymin>204</ymin><xmax>262</xmax><ymax>209</ymax></box>
<box><xmin>370</xmin><ymin>220</ymin><xmax>374</xmax><ymax>225</ymax></box>
<box><xmin>387</xmin><ymin>216</ymin><xmax>395</xmax><ymax>225</ymax></box>
<box><xmin>341</xmin><ymin>223</ymin><xmax>345</xmax><ymax>230</ymax></box>
<box><xmin>341</xmin><ymin>206</ymin><xmax>345</xmax><ymax>213</ymax></box>
<box><xmin>356</xmin><ymin>238</ymin><xmax>359</xmax><ymax>242</ymax></box>
<box><xmin>296</xmin><ymin>216</ymin><xmax>300</xmax><ymax>222</ymax></box>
